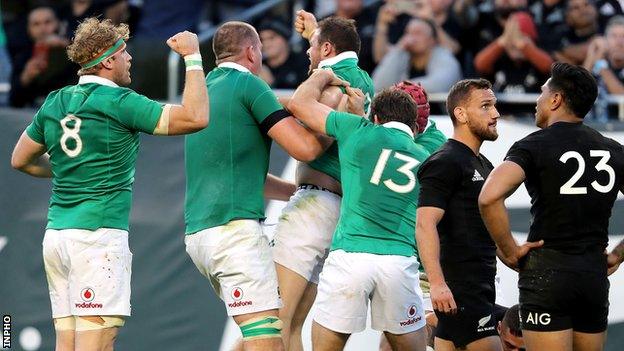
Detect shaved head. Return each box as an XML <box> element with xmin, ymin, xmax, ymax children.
<box><xmin>213</xmin><ymin>21</ymin><xmax>260</xmax><ymax>62</ymax></box>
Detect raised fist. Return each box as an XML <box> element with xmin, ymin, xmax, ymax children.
<box><xmin>167</xmin><ymin>31</ymin><xmax>200</xmax><ymax>56</ymax></box>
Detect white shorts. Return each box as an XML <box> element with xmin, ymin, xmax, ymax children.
<box><xmin>185</xmin><ymin>219</ymin><xmax>281</xmax><ymax>316</ymax></box>
<box><xmin>314</xmin><ymin>250</ymin><xmax>427</xmax><ymax>335</ymax></box>
<box><xmin>42</xmin><ymin>228</ymin><xmax>132</xmax><ymax>318</ymax></box>
<box><xmin>272</xmin><ymin>188</ymin><xmax>341</xmax><ymax>284</ymax></box>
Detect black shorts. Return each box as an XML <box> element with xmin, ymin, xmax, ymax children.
<box><xmin>435</xmin><ymin>280</ymin><xmax>498</xmax><ymax>348</ymax></box>
<box><xmin>518</xmin><ymin>248</ymin><xmax>609</xmax><ymax>333</ymax></box>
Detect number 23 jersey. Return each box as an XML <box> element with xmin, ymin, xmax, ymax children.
<box><xmin>505</xmin><ymin>121</ymin><xmax>624</xmax><ymax>254</ymax></box>
<box><xmin>25</xmin><ymin>77</ymin><xmax>163</xmax><ymax>231</ymax></box>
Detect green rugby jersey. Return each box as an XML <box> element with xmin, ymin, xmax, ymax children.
<box><xmin>25</xmin><ymin>75</ymin><xmax>163</xmax><ymax>231</ymax></box>
<box><xmin>184</xmin><ymin>63</ymin><xmax>288</xmax><ymax>234</ymax></box>
<box><xmin>307</xmin><ymin>51</ymin><xmax>374</xmax><ymax>181</ymax></box>
<box><xmin>326</xmin><ymin>111</ymin><xmax>430</xmax><ymax>256</ymax></box>
<box><xmin>415</xmin><ymin>120</ymin><xmax>447</xmax><ymax>154</ymax></box>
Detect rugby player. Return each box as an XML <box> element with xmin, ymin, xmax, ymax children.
<box><xmin>271</xmin><ymin>13</ymin><xmax>375</xmax><ymax>350</ymax></box>
<box><xmin>11</xmin><ymin>18</ymin><xmax>208</xmax><ymax>351</ymax></box>
<box><xmin>416</xmin><ymin>79</ymin><xmax>504</xmax><ymax>351</ymax></box>
<box><xmin>288</xmin><ymin>69</ymin><xmax>431</xmax><ymax>351</ymax></box>
<box><xmin>183</xmin><ymin>21</ymin><xmax>331</xmax><ymax>351</ymax></box>
<box><xmin>378</xmin><ymin>81</ymin><xmax>447</xmax><ymax>351</ymax></box>
<box><xmin>479</xmin><ymin>62</ymin><xmax>623</xmax><ymax>351</ymax></box>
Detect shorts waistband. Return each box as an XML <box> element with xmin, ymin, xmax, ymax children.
<box><xmin>297</xmin><ymin>183</ymin><xmax>341</xmax><ymax>197</ymax></box>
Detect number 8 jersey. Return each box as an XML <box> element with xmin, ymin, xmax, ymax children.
<box><xmin>25</xmin><ymin>75</ymin><xmax>164</xmax><ymax>231</ymax></box>
<box><xmin>505</xmin><ymin>121</ymin><xmax>624</xmax><ymax>254</ymax></box>
<box><xmin>325</xmin><ymin>111</ymin><xmax>431</xmax><ymax>257</ymax></box>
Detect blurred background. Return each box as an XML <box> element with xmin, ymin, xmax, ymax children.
<box><xmin>1</xmin><ymin>0</ymin><xmax>624</xmax><ymax>350</ymax></box>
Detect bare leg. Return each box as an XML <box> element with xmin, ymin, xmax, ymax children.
<box><xmin>289</xmin><ymin>282</ymin><xmax>318</xmax><ymax>351</ymax></box>
<box><xmin>276</xmin><ymin>263</ymin><xmax>310</xmax><ymax>350</ymax></box>
<box><xmin>379</xmin><ymin>333</ymin><xmax>393</xmax><ymax>351</ymax></box>
<box><xmin>464</xmin><ymin>336</ymin><xmax>502</xmax><ymax>351</ymax></box>
<box><xmin>312</xmin><ymin>321</ymin><xmax>349</xmax><ymax>351</ymax></box>
<box><xmin>384</xmin><ymin>328</ymin><xmax>427</xmax><ymax>351</ymax></box>
<box><xmin>233</xmin><ymin>310</ymin><xmax>285</xmax><ymax>351</ymax></box>
<box><xmin>54</xmin><ymin>330</ymin><xmax>74</xmax><ymax>351</ymax></box>
<box><xmin>434</xmin><ymin>337</ymin><xmax>458</xmax><ymax>351</ymax></box>
<box><xmin>74</xmin><ymin>316</ymin><xmax>119</xmax><ymax>351</ymax></box>
<box><xmin>523</xmin><ymin>329</ymin><xmax>573</xmax><ymax>351</ymax></box>
<box><xmin>572</xmin><ymin>330</ymin><xmax>607</xmax><ymax>351</ymax></box>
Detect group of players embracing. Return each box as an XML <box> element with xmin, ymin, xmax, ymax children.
<box><xmin>11</xmin><ymin>8</ymin><xmax>624</xmax><ymax>351</ymax></box>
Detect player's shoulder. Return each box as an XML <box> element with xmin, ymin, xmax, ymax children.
<box><xmin>421</xmin><ymin>141</ymin><xmax>462</xmax><ymax>168</ymax></box>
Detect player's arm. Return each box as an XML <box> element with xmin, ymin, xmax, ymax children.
<box><xmin>479</xmin><ymin>161</ymin><xmax>543</xmax><ymax>270</ymax></box>
<box><xmin>416</xmin><ymin>206</ymin><xmax>456</xmax><ymax>314</ymax></box>
<box><xmin>288</xmin><ymin>69</ymin><xmax>348</xmax><ymax>134</ymax></box>
<box><xmin>264</xmin><ymin>173</ymin><xmax>296</xmax><ymax>201</ymax></box>
<box><xmin>154</xmin><ymin>31</ymin><xmax>209</xmax><ymax>136</ymax></box>
<box><xmin>607</xmin><ymin>184</ymin><xmax>624</xmax><ymax>275</ymax></box>
<box><xmin>11</xmin><ymin>131</ymin><xmax>52</xmax><ymax>178</ymax></box>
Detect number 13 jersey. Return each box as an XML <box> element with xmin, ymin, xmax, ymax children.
<box><xmin>505</xmin><ymin>121</ymin><xmax>624</xmax><ymax>254</ymax></box>
<box><xmin>25</xmin><ymin>76</ymin><xmax>164</xmax><ymax>231</ymax></box>
<box><xmin>325</xmin><ymin>111</ymin><xmax>431</xmax><ymax>257</ymax></box>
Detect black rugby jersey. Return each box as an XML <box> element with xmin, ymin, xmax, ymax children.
<box><xmin>506</xmin><ymin>121</ymin><xmax>624</xmax><ymax>254</ymax></box>
<box><xmin>417</xmin><ymin>139</ymin><xmax>497</xmax><ymax>282</ymax></box>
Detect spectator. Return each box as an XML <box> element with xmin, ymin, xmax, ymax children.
<box><xmin>60</xmin><ymin>0</ymin><xmax>133</xmax><ymax>39</ymax></box>
<box><xmin>9</xmin><ymin>6</ymin><xmax>75</xmax><ymax>107</ymax></box>
<box><xmin>257</xmin><ymin>19</ymin><xmax>309</xmax><ymax>89</ymax></box>
<box><xmin>135</xmin><ymin>0</ymin><xmax>204</xmax><ymax>39</ymax></box>
<box><xmin>583</xmin><ymin>15</ymin><xmax>624</xmax><ymax>94</ymax></box>
<box><xmin>374</xmin><ymin>0</ymin><xmax>463</xmax><ymax>64</ymax></box>
<box><xmin>529</xmin><ymin>0</ymin><xmax>566</xmax><ymax>53</ymax></box>
<box><xmin>553</xmin><ymin>0</ymin><xmax>600</xmax><ymax>64</ymax></box>
<box><xmin>327</xmin><ymin>0</ymin><xmax>379</xmax><ymax>73</ymax></box>
<box><xmin>474</xmin><ymin>12</ymin><xmax>552</xmax><ymax>93</ymax></box>
<box><xmin>596</xmin><ymin>0</ymin><xmax>624</xmax><ymax>30</ymax></box>
<box><xmin>372</xmin><ymin>17</ymin><xmax>461</xmax><ymax>92</ymax></box>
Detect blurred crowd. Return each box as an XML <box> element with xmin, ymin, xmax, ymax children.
<box><xmin>3</xmin><ymin>0</ymin><xmax>624</xmax><ymax>119</ymax></box>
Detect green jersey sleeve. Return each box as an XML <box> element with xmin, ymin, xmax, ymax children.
<box><xmin>26</xmin><ymin>110</ymin><xmax>45</xmax><ymax>144</ymax></box>
<box><xmin>244</xmin><ymin>75</ymin><xmax>289</xmax><ymax>133</ymax></box>
<box><xmin>113</xmin><ymin>89</ymin><xmax>163</xmax><ymax>134</ymax></box>
<box><xmin>415</xmin><ymin>120</ymin><xmax>447</xmax><ymax>154</ymax></box>
<box><xmin>325</xmin><ymin>111</ymin><xmax>369</xmax><ymax>142</ymax></box>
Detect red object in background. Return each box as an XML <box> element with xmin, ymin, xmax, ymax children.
<box><xmin>512</xmin><ymin>12</ymin><xmax>538</xmax><ymax>41</ymax></box>
<box><xmin>33</xmin><ymin>42</ymin><xmax>50</xmax><ymax>68</ymax></box>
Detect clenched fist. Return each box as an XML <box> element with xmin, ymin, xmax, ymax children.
<box><xmin>167</xmin><ymin>31</ymin><xmax>200</xmax><ymax>56</ymax></box>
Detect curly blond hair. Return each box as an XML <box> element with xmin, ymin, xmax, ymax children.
<box><xmin>67</xmin><ymin>18</ymin><xmax>130</xmax><ymax>75</ymax></box>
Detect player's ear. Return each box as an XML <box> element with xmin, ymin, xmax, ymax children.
<box><xmin>454</xmin><ymin>106</ymin><xmax>467</xmax><ymax>124</ymax></box>
<box><xmin>321</xmin><ymin>41</ymin><xmax>333</xmax><ymax>57</ymax></box>
<box><xmin>497</xmin><ymin>321</ymin><xmax>502</xmax><ymax>334</ymax></box>
<box><xmin>373</xmin><ymin>114</ymin><xmax>380</xmax><ymax>124</ymax></box>
<box><xmin>551</xmin><ymin>92</ymin><xmax>563</xmax><ymax>111</ymax></box>
<box><xmin>101</xmin><ymin>56</ymin><xmax>114</xmax><ymax>70</ymax></box>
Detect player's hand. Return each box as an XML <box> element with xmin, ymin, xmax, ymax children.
<box><xmin>295</xmin><ymin>10</ymin><xmax>317</xmax><ymax>40</ymax></box>
<box><xmin>346</xmin><ymin>87</ymin><xmax>366</xmax><ymax>116</ymax></box>
<box><xmin>312</xmin><ymin>69</ymin><xmax>349</xmax><ymax>87</ymax></box>
<box><xmin>167</xmin><ymin>31</ymin><xmax>200</xmax><ymax>57</ymax></box>
<box><xmin>431</xmin><ymin>282</ymin><xmax>457</xmax><ymax>314</ymax></box>
<box><xmin>607</xmin><ymin>252</ymin><xmax>621</xmax><ymax>276</ymax></box>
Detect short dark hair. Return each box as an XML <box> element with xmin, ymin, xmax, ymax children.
<box><xmin>317</xmin><ymin>16</ymin><xmax>361</xmax><ymax>55</ymax></box>
<box><xmin>502</xmin><ymin>304</ymin><xmax>522</xmax><ymax>337</ymax></box>
<box><xmin>213</xmin><ymin>21</ymin><xmax>258</xmax><ymax>62</ymax></box>
<box><xmin>446</xmin><ymin>78</ymin><xmax>492</xmax><ymax>124</ymax></box>
<box><xmin>370</xmin><ymin>88</ymin><xmax>418</xmax><ymax>131</ymax></box>
<box><xmin>547</xmin><ymin>62</ymin><xmax>597</xmax><ymax>118</ymax></box>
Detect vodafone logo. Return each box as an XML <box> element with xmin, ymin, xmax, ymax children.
<box><xmin>231</xmin><ymin>287</ymin><xmax>243</xmax><ymax>301</ymax></box>
<box><xmin>407</xmin><ymin>304</ymin><xmax>417</xmax><ymax>318</ymax></box>
<box><xmin>80</xmin><ymin>288</ymin><xmax>95</xmax><ymax>302</ymax></box>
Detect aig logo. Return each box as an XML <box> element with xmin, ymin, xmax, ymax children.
<box><xmin>524</xmin><ymin>312</ymin><xmax>551</xmax><ymax>325</ymax></box>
